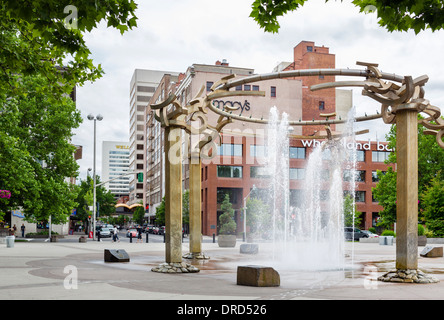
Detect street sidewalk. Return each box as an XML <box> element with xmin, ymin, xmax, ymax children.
<box><xmin>1</xmin><ymin>237</ymin><xmax>444</xmax><ymax>300</ymax></box>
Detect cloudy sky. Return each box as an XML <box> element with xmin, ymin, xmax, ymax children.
<box><xmin>72</xmin><ymin>0</ymin><xmax>444</xmax><ymax>181</ymax></box>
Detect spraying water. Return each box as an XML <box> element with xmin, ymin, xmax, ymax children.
<box><xmin>259</xmin><ymin>106</ymin><xmax>358</xmax><ymax>271</ymax></box>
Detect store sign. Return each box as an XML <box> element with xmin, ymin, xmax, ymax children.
<box><xmin>212</xmin><ymin>99</ymin><xmax>251</xmax><ymax>113</ymax></box>
<box><xmin>116</xmin><ymin>145</ymin><xmax>129</xmax><ymax>149</ymax></box>
<box><xmin>300</xmin><ymin>139</ymin><xmax>392</xmax><ymax>151</ymax></box>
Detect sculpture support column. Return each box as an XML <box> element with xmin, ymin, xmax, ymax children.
<box><xmin>395</xmin><ymin>106</ymin><xmax>418</xmax><ymax>270</ymax></box>
<box><xmin>189</xmin><ymin>156</ymin><xmax>202</xmax><ymax>255</ymax></box>
<box><xmin>164</xmin><ymin>127</ymin><xmax>183</xmax><ymax>264</ymax></box>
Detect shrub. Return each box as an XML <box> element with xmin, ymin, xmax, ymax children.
<box><xmin>381</xmin><ymin>230</ymin><xmax>396</xmax><ymax>237</ymax></box>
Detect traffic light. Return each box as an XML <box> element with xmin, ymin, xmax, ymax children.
<box><xmin>137</xmin><ymin>172</ymin><xmax>143</xmax><ymax>183</ymax></box>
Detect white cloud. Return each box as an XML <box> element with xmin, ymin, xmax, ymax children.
<box><xmin>72</xmin><ymin>0</ymin><xmax>444</xmax><ymax>180</ymax></box>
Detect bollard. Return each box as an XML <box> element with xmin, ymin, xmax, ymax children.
<box><xmin>213</xmin><ymin>233</ymin><xmax>216</xmax><ymax>243</ymax></box>
<box><xmin>146</xmin><ymin>232</ymin><xmax>149</xmax><ymax>243</ymax></box>
<box><xmin>129</xmin><ymin>232</ymin><xmax>132</xmax><ymax>243</ymax></box>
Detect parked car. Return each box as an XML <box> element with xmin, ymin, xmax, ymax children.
<box><xmin>126</xmin><ymin>229</ymin><xmax>138</xmax><ymax>238</ymax></box>
<box><xmin>152</xmin><ymin>226</ymin><xmax>160</xmax><ymax>234</ymax></box>
<box><xmin>362</xmin><ymin>230</ymin><xmax>379</xmax><ymax>238</ymax></box>
<box><xmin>99</xmin><ymin>228</ymin><xmax>112</xmax><ymax>238</ymax></box>
<box><xmin>146</xmin><ymin>225</ymin><xmax>155</xmax><ymax>233</ymax></box>
<box><xmin>158</xmin><ymin>226</ymin><xmax>165</xmax><ymax>235</ymax></box>
<box><xmin>344</xmin><ymin>227</ymin><xmax>369</xmax><ymax>241</ymax></box>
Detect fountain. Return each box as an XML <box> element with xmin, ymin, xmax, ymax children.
<box><xmin>259</xmin><ymin>107</ymin><xmax>361</xmax><ymax>271</ymax></box>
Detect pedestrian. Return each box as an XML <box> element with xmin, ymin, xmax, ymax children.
<box><xmin>113</xmin><ymin>226</ymin><xmax>120</xmax><ymax>242</ymax></box>
<box><xmin>13</xmin><ymin>224</ymin><xmax>17</xmax><ymax>236</ymax></box>
<box><xmin>137</xmin><ymin>225</ymin><xmax>142</xmax><ymax>243</ymax></box>
<box><xmin>21</xmin><ymin>224</ymin><xmax>25</xmax><ymax>237</ymax></box>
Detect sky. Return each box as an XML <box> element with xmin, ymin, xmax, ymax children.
<box><xmin>72</xmin><ymin>0</ymin><xmax>444</xmax><ymax>181</ymax></box>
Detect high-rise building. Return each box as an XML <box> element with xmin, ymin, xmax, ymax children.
<box><xmin>129</xmin><ymin>69</ymin><xmax>179</xmax><ymax>204</ymax></box>
<box><xmin>101</xmin><ymin>141</ymin><xmax>130</xmax><ymax>199</ymax></box>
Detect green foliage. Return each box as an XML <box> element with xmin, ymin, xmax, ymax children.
<box><xmin>74</xmin><ymin>175</ymin><xmax>117</xmax><ymax>222</ymax></box>
<box><xmin>418</xmin><ymin>224</ymin><xmax>425</xmax><ymax>236</ymax></box>
<box><xmin>250</xmin><ymin>0</ymin><xmax>444</xmax><ymax>34</ymax></box>
<box><xmin>381</xmin><ymin>230</ymin><xmax>396</xmax><ymax>237</ymax></box>
<box><xmin>372</xmin><ymin>167</ymin><xmax>397</xmax><ymax>228</ymax></box>
<box><xmin>132</xmin><ymin>201</ymin><xmax>145</xmax><ymax>225</ymax></box>
<box><xmin>0</xmin><ymin>0</ymin><xmax>137</xmax><ymax>225</ymax></box>
<box><xmin>421</xmin><ymin>174</ymin><xmax>444</xmax><ymax>237</ymax></box>
<box><xmin>343</xmin><ymin>194</ymin><xmax>362</xmax><ymax>227</ymax></box>
<box><xmin>155</xmin><ymin>197</ymin><xmax>166</xmax><ymax>226</ymax></box>
<box><xmin>372</xmin><ymin>118</ymin><xmax>444</xmax><ymax>228</ymax></box>
<box><xmin>219</xmin><ymin>194</ymin><xmax>236</xmax><ymax>235</ymax></box>
<box><xmin>246</xmin><ymin>197</ymin><xmax>270</xmax><ymax>237</ymax></box>
<box><xmin>0</xmin><ymin>1</ymin><xmax>138</xmax><ymax>93</ymax></box>
<box><xmin>0</xmin><ymin>74</ymin><xmax>81</xmax><ymax>224</ymax></box>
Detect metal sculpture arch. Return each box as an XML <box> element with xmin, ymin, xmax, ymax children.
<box><xmin>150</xmin><ymin>61</ymin><xmax>443</xmax><ymax>281</ymax></box>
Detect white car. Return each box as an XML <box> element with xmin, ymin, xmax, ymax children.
<box><xmin>362</xmin><ymin>230</ymin><xmax>379</xmax><ymax>238</ymax></box>
<box><xmin>99</xmin><ymin>227</ymin><xmax>112</xmax><ymax>238</ymax></box>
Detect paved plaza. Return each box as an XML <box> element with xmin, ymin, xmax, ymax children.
<box><xmin>1</xmin><ymin>235</ymin><xmax>444</xmax><ymax>301</ymax></box>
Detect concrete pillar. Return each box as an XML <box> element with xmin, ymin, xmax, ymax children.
<box><xmin>395</xmin><ymin>106</ymin><xmax>418</xmax><ymax>270</ymax></box>
<box><xmin>164</xmin><ymin>127</ymin><xmax>183</xmax><ymax>264</ymax></box>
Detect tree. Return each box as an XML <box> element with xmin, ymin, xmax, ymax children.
<box><xmin>372</xmin><ymin>116</ymin><xmax>444</xmax><ymax>228</ymax></box>
<box><xmin>246</xmin><ymin>197</ymin><xmax>270</xmax><ymax>238</ymax></box>
<box><xmin>343</xmin><ymin>194</ymin><xmax>362</xmax><ymax>228</ymax></box>
<box><xmin>132</xmin><ymin>201</ymin><xmax>145</xmax><ymax>225</ymax></box>
<box><xmin>155</xmin><ymin>197</ymin><xmax>166</xmax><ymax>226</ymax></box>
<box><xmin>218</xmin><ymin>194</ymin><xmax>237</xmax><ymax>235</ymax></box>
<box><xmin>421</xmin><ymin>173</ymin><xmax>444</xmax><ymax>236</ymax></box>
<box><xmin>250</xmin><ymin>0</ymin><xmax>444</xmax><ymax>34</ymax></box>
<box><xmin>0</xmin><ymin>0</ymin><xmax>137</xmax><ymax>225</ymax></box>
<box><xmin>0</xmin><ymin>74</ymin><xmax>81</xmax><ymax>225</ymax></box>
<box><xmin>75</xmin><ymin>175</ymin><xmax>116</xmax><ymax>223</ymax></box>
<box><xmin>0</xmin><ymin>1</ymin><xmax>138</xmax><ymax>94</ymax></box>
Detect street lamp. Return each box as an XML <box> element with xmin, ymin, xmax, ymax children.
<box><xmin>87</xmin><ymin>113</ymin><xmax>103</xmax><ymax>241</ymax></box>
<box><xmin>243</xmin><ymin>184</ymin><xmax>256</xmax><ymax>242</ymax></box>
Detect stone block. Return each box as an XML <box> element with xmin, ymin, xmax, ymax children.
<box><xmin>240</xmin><ymin>243</ymin><xmax>259</xmax><ymax>254</ymax></box>
<box><xmin>79</xmin><ymin>236</ymin><xmax>87</xmax><ymax>243</ymax></box>
<box><xmin>104</xmin><ymin>249</ymin><xmax>130</xmax><ymax>262</ymax></box>
<box><xmin>420</xmin><ymin>246</ymin><xmax>443</xmax><ymax>258</ymax></box>
<box><xmin>237</xmin><ymin>265</ymin><xmax>280</xmax><ymax>287</ymax></box>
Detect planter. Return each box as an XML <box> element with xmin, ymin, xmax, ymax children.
<box><xmin>218</xmin><ymin>234</ymin><xmax>236</xmax><ymax>248</ymax></box>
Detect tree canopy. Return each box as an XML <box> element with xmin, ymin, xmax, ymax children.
<box><xmin>250</xmin><ymin>0</ymin><xmax>444</xmax><ymax>34</ymax></box>
<box><xmin>0</xmin><ymin>1</ymin><xmax>138</xmax><ymax>224</ymax></box>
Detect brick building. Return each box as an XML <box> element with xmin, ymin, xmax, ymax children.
<box><xmin>142</xmin><ymin>41</ymin><xmax>391</xmax><ymax>235</ymax></box>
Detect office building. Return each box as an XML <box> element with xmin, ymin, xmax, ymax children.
<box><xmin>101</xmin><ymin>141</ymin><xmax>130</xmax><ymax>198</ymax></box>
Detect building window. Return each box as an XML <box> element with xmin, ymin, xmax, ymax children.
<box><xmin>307</xmin><ymin>46</ymin><xmax>313</xmax><ymax>52</ymax></box>
<box><xmin>253</xmin><ymin>85</ymin><xmax>259</xmax><ymax>91</ymax></box>
<box><xmin>217</xmin><ymin>144</ymin><xmax>242</xmax><ymax>157</ymax></box>
<box><xmin>289</xmin><ymin>147</ymin><xmax>305</xmax><ymax>159</ymax></box>
<box><xmin>355</xmin><ymin>191</ymin><xmax>366</xmax><ymax>202</ymax></box>
<box><xmin>206</xmin><ymin>81</ymin><xmax>214</xmax><ymax>92</ymax></box>
<box><xmin>250</xmin><ymin>166</ymin><xmax>269</xmax><ymax>179</ymax></box>
<box><xmin>217</xmin><ymin>165</ymin><xmax>242</xmax><ymax>178</ymax></box>
<box><xmin>271</xmin><ymin>86</ymin><xmax>276</xmax><ymax>97</ymax></box>
<box><xmin>319</xmin><ymin>101</ymin><xmax>325</xmax><ymax>110</ymax></box>
<box><xmin>217</xmin><ymin>188</ymin><xmax>239</xmax><ymax>204</ymax></box>
<box><xmin>372</xmin><ymin>170</ymin><xmax>385</xmax><ymax>182</ymax></box>
<box><xmin>319</xmin><ymin>75</ymin><xmax>324</xmax><ymax>80</ymax></box>
<box><xmin>235</xmin><ymin>85</ymin><xmax>242</xmax><ymax>91</ymax></box>
<box><xmin>372</xmin><ymin>151</ymin><xmax>390</xmax><ymax>162</ymax></box>
<box><xmin>244</xmin><ymin>84</ymin><xmax>251</xmax><ymax>91</ymax></box>
<box><xmin>289</xmin><ymin>168</ymin><xmax>305</xmax><ymax>180</ymax></box>
<box><xmin>250</xmin><ymin>145</ymin><xmax>267</xmax><ymax>158</ymax></box>
<box><xmin>343</xmin><ymin>170</ymin><xmax>366</xmax><ymax>182</ymax></box>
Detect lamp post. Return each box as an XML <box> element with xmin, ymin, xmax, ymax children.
<box><xmin>87</xmin><ymin>113</ymin><xmax>103</xmax><ymax>241</ymax></box>
<box><xmin>243</xmin><ymin>184</ymin><xmax>256</xmax><ymax>242</ymax></box>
